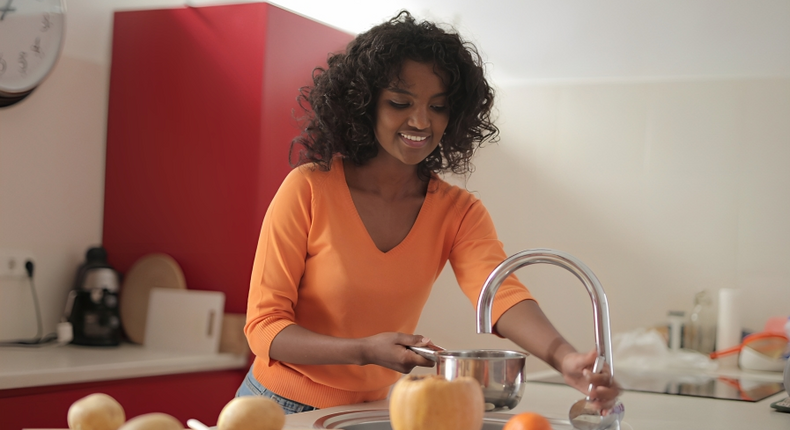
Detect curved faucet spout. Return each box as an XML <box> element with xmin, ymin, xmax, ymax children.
<box><xmin>476</xmin><ymin>248</ymin><xmax>614</xmax><ymax>377</ymax></box>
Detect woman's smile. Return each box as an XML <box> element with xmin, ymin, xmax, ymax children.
<box><xmin>399</xmin><ymin>132</ymin><xmax>430</xmax><ymax>147</ymax></box>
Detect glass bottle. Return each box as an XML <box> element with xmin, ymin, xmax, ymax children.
<box><xmin>685</xmin><ymin>290</ymin><xmax>717</xmax><ymax>354</ymax></box>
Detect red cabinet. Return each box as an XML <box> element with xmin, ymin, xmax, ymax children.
<box><xmin>0</xmin><ymin>370</ymin><xmax>243</xmax><ymax>429</ymax></box>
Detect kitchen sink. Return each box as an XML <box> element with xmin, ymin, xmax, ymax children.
<box><xmin>313</xmin><ymin>409</ymin><xmax>578</xmax><ymax>429</ymax></box>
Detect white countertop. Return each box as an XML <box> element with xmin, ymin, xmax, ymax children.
<box><xmin>0</xmin><ymin>342</ymin><xmax>247</xmax><ymax>390</ymax></box>
<box><xmin>10</xmin><ymin>354</ymin><xmax>788</xmax><ymax>429</ymax></box>
<box><xmin>284</xmin><ymin>369</ymin><xmax>790</xmax><ymax>430</ymax></box>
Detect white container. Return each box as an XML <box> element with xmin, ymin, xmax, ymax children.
<box><xmin>716</xmin><ymin>288</ymin><xmax>741</xmax><ymax>368</ymax></box>
<box><xmin>667</xmin><ymin>311</ymin><xmax>685</xmax><ymax>351</ymax></box>
<box><xmin>739</xmin><ymin>345</ymin><xmax>786</xmax><ymax>372</ymax></box>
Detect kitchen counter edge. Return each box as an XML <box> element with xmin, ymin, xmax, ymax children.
<box><xmin>0</xmin><ymin>342</ymin><xmax>248</xmax><ymax>391</ymax></box>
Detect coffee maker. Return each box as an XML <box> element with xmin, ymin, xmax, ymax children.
<box><xmin>64</xmin><ymin>247</ymin><xmax>122</xmax><ymax>346</ymax></box>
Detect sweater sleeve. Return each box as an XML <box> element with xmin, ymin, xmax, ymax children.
<box><xmin>448</xmin><ymin>197</ymin><xmax>534</xmax><ymax>335</ymax></box>
<box><xmin>244</xmin><ymin>167</ymin><xmax>313</xmax><ymax>366</ymax></box>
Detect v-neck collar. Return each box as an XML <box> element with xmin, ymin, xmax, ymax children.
<box><xmin>335</xmin><ymin>159</ymin><xmax>434</xmax><ymax>255</ymax></box>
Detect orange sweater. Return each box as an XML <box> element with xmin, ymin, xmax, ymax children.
<box><xmin>245</xmin><ymin>160</ymin><xmax>533</xmax><ymax>408</ymax></box>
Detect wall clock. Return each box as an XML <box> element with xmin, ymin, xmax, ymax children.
<box><xmin>0</xmin><ymin>0</ymin><xmax>66</xmax><ymax>107</ymax></box>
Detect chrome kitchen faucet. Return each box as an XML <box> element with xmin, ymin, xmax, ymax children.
<box><xmin>476</xmin><ymin>248</ymin><xmax>623</xmax><ymax>430</ymax></box>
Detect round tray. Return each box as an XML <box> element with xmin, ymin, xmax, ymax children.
<box><xmin>119</xmin><ymin>253</ymin><xmax>187</xmax><ymax>344</ymax></box>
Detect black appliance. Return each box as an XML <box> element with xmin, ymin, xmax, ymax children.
<box><xmin>65</xmin><ymin>247</ymin><xmax>122</xmax><ymax>346</ymax></box>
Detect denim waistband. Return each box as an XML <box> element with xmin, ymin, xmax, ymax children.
<box><xmin>236</xmin><ymin>365</ymin><xmax>318</xmax><ymax>415</ymax></box>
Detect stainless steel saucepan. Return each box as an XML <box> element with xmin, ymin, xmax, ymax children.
<box><xmin>409</xmin><ymin>346</ymin><xmax>528</xmax><ymax>411</ymax></box>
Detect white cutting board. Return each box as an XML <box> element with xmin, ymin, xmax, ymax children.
<box><xmin>144</xmin><ymin>288</ymin><xmax>225</xmax><ymax>354</ymax></box>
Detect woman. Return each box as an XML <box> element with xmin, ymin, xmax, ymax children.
<box><xmin>238</xmin><ymin>10</ymin><xmax>620</xmax><ymax>414</ymax></box>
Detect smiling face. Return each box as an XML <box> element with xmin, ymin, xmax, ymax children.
<box><xmin>373</xmin><ymin>60</ymin><xmax>450</xmax><ymax>167</ymax></box>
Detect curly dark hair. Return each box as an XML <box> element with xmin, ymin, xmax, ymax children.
<box><xmin>290</xmin><ymin>10</ymin><xmax>498</xmax><ymax>178</ymax></box>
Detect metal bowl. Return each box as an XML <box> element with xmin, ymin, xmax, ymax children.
<box><xmin>410</xmin><ymin>347</ymin><xmax>528</xmax><ymax>411</ymax></box>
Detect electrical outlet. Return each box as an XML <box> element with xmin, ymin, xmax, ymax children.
<box><xmin>0</xmin><ymin>249</ymin><xmax>35</xmax><ymax>278</ymax></box>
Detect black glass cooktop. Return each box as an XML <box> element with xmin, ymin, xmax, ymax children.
<box><xmin>531</xmin><ymin>368</ymin><xmax>785</xmax><ymax>402</ymax></box>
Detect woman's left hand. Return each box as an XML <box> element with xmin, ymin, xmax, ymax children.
<box><xmin>560</xmin><ymin>349</ymin><xmax>621</xmax><ymax>411</ymax></box>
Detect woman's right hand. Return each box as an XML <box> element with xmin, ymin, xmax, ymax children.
<box><xmin>359</xmin><ymin>332</ymin><xmax>437</xmax><ymax>373</ymax></box>
<box><xmin>269</xmin><ymin>325</ymin><xmax>437</xmax><ymax>373</ymax></box>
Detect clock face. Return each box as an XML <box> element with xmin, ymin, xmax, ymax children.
<box><xmin>0</xmin><ymin>0</ymin><xmax>65</xmax><ymax>97</ymax></box>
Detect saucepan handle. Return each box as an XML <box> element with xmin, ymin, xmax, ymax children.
<box><xmin>408</xmin><ymin>346</ymin><xmax>444</xmax><ymax>361</ymax></box>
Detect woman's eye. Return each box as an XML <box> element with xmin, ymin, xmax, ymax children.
<box><xmin>432</xmin><ymin>105</ymin><xmax>448</xmax><ymax>112</ymax></box>
<box><xmin>389</xmin><ymin>101</ymin><xmax>409</xmax><ymax>109</ymax></box>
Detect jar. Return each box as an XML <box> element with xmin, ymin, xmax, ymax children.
<box><xmin>684</xmin><ymin>290</ymin><xmax>716</xmax><ymax>354</ymax></box>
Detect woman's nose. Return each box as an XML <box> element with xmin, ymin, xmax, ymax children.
<box><xmin>408</xmin><ymin>106</ymin><xmax>430</xmax><ymax>129</ymax></box>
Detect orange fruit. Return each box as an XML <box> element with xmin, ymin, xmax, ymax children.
<box><xmin>502</xmin><ymin>412</ymin><xmax>552</xmax><ymax>430</ymax></box>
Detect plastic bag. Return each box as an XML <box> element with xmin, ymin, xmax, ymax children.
<box><xmin>612</xmin><ymin>327</ymin><xmax>718</xmax><ymax>372</ymax></box>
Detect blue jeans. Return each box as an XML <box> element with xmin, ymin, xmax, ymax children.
<box><xmin>236</xmin><ymin>365</ymin><xmax>318</xmax><ymax>415</ymax></box>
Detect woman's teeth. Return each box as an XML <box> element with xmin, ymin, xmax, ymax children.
<box><xmin>400</xmin><ymin>133</ymin><xmax>427</xmax><ymax>142</ymax></box>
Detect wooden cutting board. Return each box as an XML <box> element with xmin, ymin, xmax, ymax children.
<box><xmin>119</xmin><ymin>253</ymin><xmax>186</xmax><ymax>344</ymax></box>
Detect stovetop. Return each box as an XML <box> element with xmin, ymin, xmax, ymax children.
<box><xmin>531</xmin><ymin>368</ymin><xmax>785</xmax><ymax>402</ymax></box>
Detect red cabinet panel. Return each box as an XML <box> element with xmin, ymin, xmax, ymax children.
<box><xmin>0</xmin><ymin>370</ymin><xmax>244</xmax><ymax>429</ymax></box>
<box><xmin>103</xmin><ymin>3</ymin><xmax>353</xmax><ymax>314</ymax></box>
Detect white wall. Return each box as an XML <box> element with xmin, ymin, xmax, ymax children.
<box><xmin>1</xmin><ymin>1</ymin><xmax>788</xmax><ymax>372</ymax></box>
<box><xmin>0</xmin><ymin>56</ymin><xmax>107</xmax><ymax>340</ymax></box>
<box><xmin>416</xmin><ymin>77</ymin><xmax>790</xmax><ymax>371</ymax></box>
